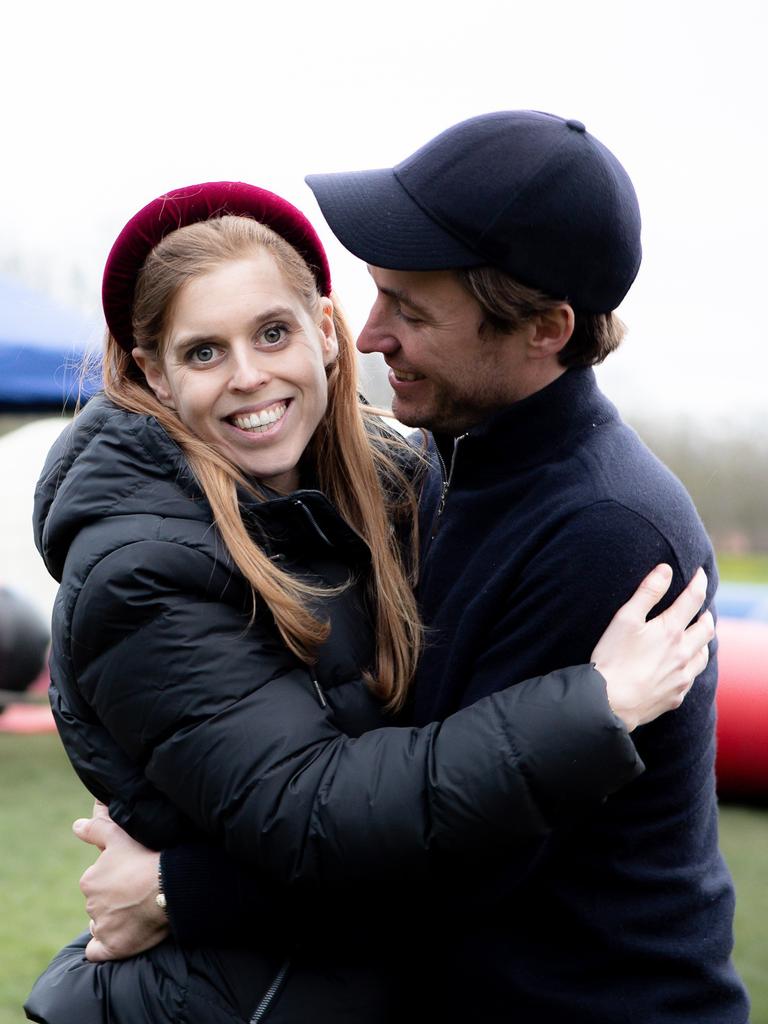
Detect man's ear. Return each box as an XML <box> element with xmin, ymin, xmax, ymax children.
<box><xmin>131</xmin><ymin>347</ymin><xmax>175</xmax><ymax>408</ymax></box>
<box><xmin>318</xmin><ymin>297</ymin><xmax>339</xmax><ymax>367</ymax></box>
<box><xmin>529</xmin><ymin>304</ymin><xmax>575</xmax><ymax>359</ymax></box>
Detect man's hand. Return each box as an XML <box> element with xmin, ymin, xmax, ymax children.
<box><xmin>591</xmin><ymin>564</ymin><xmax>715</xmax><ymax>731</ymax></box>
<box><xmin>73</xmin><ymin>801</ymin><xmax>170</xmax><ymax>962</ymax></box>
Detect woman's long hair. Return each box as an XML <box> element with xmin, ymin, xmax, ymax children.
<box><xmin>102</xmin><ymin>216</ymin><xmax>423</xmax><ymax>710</ymax></box>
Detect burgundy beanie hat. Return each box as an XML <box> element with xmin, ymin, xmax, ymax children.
<box><xmin>102</xmin><ymin>181</ymin><xmax>332</xmax><ymax>352</ymax></box>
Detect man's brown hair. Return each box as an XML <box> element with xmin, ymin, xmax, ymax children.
<box><xmin>457</xmin><ymin>266</ymin><xmax>626</xmax><ymax>367</ymax></box>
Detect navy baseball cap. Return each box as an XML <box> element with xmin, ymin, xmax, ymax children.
<box><xmin>306</xmin><ymin>111</ymin><xmax>642</xmax><ymax>313</ymax></box>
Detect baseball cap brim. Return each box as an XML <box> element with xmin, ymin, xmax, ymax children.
<box><xmin>305</xmin><ymin>167</ymin><xmax>482</xmax><ymax>271</ymax></box>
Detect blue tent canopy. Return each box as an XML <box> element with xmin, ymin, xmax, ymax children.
<box><xmin>0</xmin><ymin>273</ymin><xmax>102</xmax><ymax>411</ymax></box>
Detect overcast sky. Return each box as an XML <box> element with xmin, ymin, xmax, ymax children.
<box><xmin>2</xmin><ymin>0</ymin><xmax>766</xmax><ymax>429</ymax></box>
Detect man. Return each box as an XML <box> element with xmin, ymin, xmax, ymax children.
<box><xmin>73</xmin><ymin>113</ymin><xmax>748</xmax><ymax>1022</ymax></box>
<box><xmin>302</xmin><ymin>111</ymin><xmax>748</xmax><ymax>1022</ymax></box>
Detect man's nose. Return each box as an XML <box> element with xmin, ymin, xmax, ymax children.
<box><xmin>357</xmin><ymin>303</ymin><xmax>400</xmax><ymax>356</ymax></box>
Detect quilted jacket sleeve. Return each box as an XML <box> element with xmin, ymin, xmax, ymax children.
<box><xmin>69</xmin><ymin>539</ymin><xmax>643</xmax><ymax>886</ymax></box>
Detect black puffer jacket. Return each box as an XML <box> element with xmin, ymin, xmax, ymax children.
<box><xmin>27</xmin><ymin>396</ymin><xmax>643</xmax><ymax>1024</ymax></box>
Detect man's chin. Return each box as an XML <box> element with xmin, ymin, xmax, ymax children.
<box><xmin>392</xmin><ymin>405</ymin><xmax>444</xmax><ymax>435</ymax></box>
<box><xmin>393</xmin><ymin>398</ymin><xmax>470</xmax><ymax>435</ymax></box>
<box><xmin>390</xmin><ymin>397</ymin><xmax>423</xmax><ymax>429</ymax></box>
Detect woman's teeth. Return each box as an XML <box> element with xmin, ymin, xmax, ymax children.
<box><xmin>231</xmin><ymin>403</ymin><xmax>287</xmax><ymax>432</ymax></box>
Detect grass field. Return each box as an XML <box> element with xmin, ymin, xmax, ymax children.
<box><xmin>718</xmin><ymin>552</ymin><xmax>768</xmax><ymax>583</ymax></box>
<box><xmin>1</xmin><ymin>733</ymin><xmax>766</xmax><ymax>1023</ymax></box>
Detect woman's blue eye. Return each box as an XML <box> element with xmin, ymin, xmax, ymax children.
<box><xmin>262</xmin><ymin>324</ymin><xmax>286</xmax><ymax>345</ymax></box>
<box><xmin>192</xmin><ymin>345</ymin><xmax>216</xmax><ymax>363</ymax></box>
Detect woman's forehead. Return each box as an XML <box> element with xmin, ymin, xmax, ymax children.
<box><xmin>166</xmin><ymin>255</ymin><xmax>311</xmax><ymax>338</ymax></box>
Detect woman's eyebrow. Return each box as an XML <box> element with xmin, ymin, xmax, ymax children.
<box><xmin>171</xmin><ymin>307</ymin><xmax>297</xmax><ymax>348</ymax></box>
<box><xmin>172</xmin><ymin>332</ymin><xmax>222</xmax><ymax>347</ymax></box>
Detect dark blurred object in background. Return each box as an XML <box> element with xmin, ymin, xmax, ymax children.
<box><xmin>0</xmin><ymin>585</ymin><xmax>50</xmax><ymax>710</ymax></box>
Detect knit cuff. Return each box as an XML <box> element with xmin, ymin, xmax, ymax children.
<box><xmin>161</xmin><ymin>842</ymin><xmax>269</xmax><ymax>946</ymax></box>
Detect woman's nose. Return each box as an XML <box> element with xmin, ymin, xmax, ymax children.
<box><xmin>228</xmin><ymin>349</ymin><xmax>270</xmax><ymax>392</ymax></box>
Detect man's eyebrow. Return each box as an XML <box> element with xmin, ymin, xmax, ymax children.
<box><xmin>377</xmin><ymin>286</ymin><xmax>435</xmax><ymax>320</ymax></box>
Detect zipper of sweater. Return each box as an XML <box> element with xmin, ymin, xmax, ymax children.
<box><xmin>310</xmin><ymin>671</ymin><xmax>327</xmax><ymax>708</ymax></box>
<box><xmin>431</xmin><ymin>434</ymin><xmax>466</xmax><ymax>539</ymax></box>
<box><xmin>249</xmin><ymin>957</ymin><xmax>292</xmax><ymax>1022</ymax></box>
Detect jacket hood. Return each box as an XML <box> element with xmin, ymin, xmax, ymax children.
<box><xmin>33</xmin><ymin>395</ymin><xmax>210</xmax><ymax>583</ymax></box>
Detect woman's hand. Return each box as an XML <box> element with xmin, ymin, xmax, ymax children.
<box><xmin>591</xmin><ymin>564</ymin><xmax>714</xmax><ymax>732</ymax></box>
<box><xmin>73</xmin><ymin>800</ymin><xmax>169</xmax><ymax>962</ymax></box>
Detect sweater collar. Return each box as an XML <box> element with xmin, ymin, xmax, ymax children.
<box><xmin>433</xmin><ymin>367</ymin><xmax>619</xmax><ymax>472</ymax></box>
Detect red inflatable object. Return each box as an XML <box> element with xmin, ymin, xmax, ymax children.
<box><xmin>0</xmin><ymin>703</ymin><xmax>55</xmax><ymax>734</ymax></box>
<box><xmin>0</xmin><ymin>667</ymin><xmax>53</xmax><ymax>734</ymax></box>
<box><xmin>715</xmin><ymin>618</ymin><xmax>768</xmax><ymax>798</ymax></box>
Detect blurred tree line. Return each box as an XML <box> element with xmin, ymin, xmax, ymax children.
<box><xmin>629</xmin><ymin>417</ymin><xmax>768</xmax><ymax>554</ymax></box>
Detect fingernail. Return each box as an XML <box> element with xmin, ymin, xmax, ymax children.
<box><xmin>72</xmin><ymin>819</ymin><xmax>87</xmax><ymax>834</ymax></box>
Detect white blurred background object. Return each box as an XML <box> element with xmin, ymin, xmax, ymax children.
<box><xmin>0</xmin><ymin>418</ymin><xmax>70</xmax><ymax>618</ymax></box>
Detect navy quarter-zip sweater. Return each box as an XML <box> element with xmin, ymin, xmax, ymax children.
<box><xmin>410</xmin><ymin>367</ymin><xmax>748</xmax><ymax>1023</ymax></box>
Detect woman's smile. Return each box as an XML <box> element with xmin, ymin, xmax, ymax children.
<box><xmin>226</xmin><ymin>400</ymin><xmax>290</xmax><ymax>433</ymax></box>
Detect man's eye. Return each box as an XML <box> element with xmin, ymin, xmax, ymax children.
<box><xmin>396</xmin><ymin>307</ymin><xmax>422</xmax><ymax>325</ymax></box>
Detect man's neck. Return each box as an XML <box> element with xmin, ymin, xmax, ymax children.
<box><xmin>507</xmin><ymin>361</ymin><xmax>568</xmax><ymax>405</ymax></box>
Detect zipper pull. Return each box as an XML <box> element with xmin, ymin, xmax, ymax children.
<box><xmin>292</xmin><ymin>497</ymin><xmax>333</xmax><ymax>546</ymax></box>
<box><xmin>311</xmin><ymin>674</ymin><xmax>327</xmax><ymax>708</ymax></box>
<box><xmin>435</xmin><ymin>480</ymin><xmax>450</xmax><ymax>521</ymax></box>
<box><xmin>430</xmin><ymin>434</ymin><xmax>467</xmax><ymax>539</ymax></box>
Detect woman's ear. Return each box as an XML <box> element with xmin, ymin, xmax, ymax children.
<box><xmin>318</xmin><ymin>297</ymin><xmax>339</xmax><ymax>367</ymax></box>
<box><xmin>530</xmin><ymin>304</ymin><xmax>575</xmax><ymax>359</ymax></box>
<box><xmin>131</xmin><ymin>347</ymin><xmax>175</xmax><ymax>408</ymax></box>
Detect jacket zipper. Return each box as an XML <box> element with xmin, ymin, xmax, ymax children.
<box><xmin>431</xmin><ymin>434</ymin><xmax>466</xmax><ymax>539</ymax></box>
<box><xmin>310</xmin><ymin>672</ymin><xmax>327</xmax><ymax>708</ymax></box>
<box><xmin>249</xmin><ymin>957</ymin><xmax>292</xmax><ymax>1023</ymax></box>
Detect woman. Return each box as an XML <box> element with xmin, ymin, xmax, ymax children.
<box><xmin>26</xmin><ymin>182</ymin><xmax>711</xmax><ymax>1024</ymax></box>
